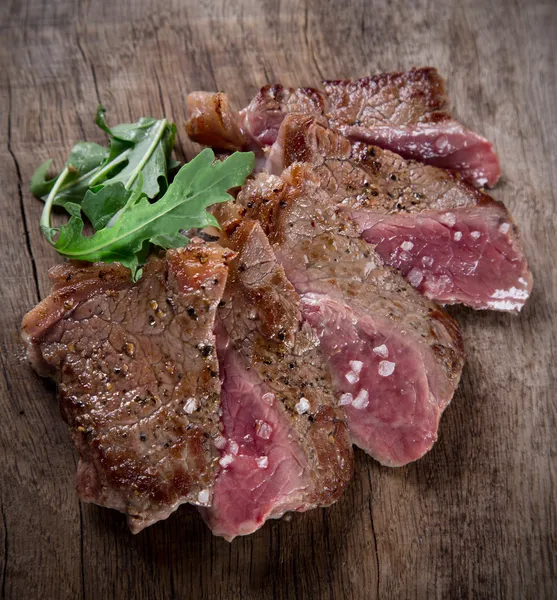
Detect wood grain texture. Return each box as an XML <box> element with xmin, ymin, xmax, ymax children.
<box><xmin>0</xmin><ymin>0</ymin><xmax>555</xmax><ymax>598</ymax></box>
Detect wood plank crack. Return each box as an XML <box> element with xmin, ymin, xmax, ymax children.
<box><xmin>368</xmin><ymin>496</ymin><xmax>380</xmax><ymax>599</ymax></box>
<box><xmin>7</xmin><ymin>82</ymin><xmax>40</xmax><ymax>304</ymax></box>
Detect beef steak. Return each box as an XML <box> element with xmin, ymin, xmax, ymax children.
<box><xmin>21</xmin><ymin>244</ymin><xmax>232</xmax><ymax>532</ymax></box>
<box><xmin>236</xmin><ymin>165</ymin><xmax>465</xmax><ymax>466</ymax></box>
<box><xmin>202</xmin><ymin>217</ymin><xmax>353</xmax><ymax>539</ymax></box>
<box><xmin>185</xmin><ymin>67</ymin><xmax>500</xmax><ymax>188</ymax></box>
<box><xmin>267</xmin><ymin>114</ymin><xmax>532</xmax><ymax>311</ymax></box>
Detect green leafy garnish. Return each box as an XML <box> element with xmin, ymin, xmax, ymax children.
<box><xmin>30</xmin><ymin>107</ymin><xmax>176</xmax><ymax>210</ymax></box>
<box><xmin>39</xmin><ymin>149</ymin><xmax>254</xmax><ymax>281</ymax></box>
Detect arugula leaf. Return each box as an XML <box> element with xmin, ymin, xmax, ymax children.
<box><xmin>30</xmin><ymin>107</ymin><xmax>177</xmax><ymax>212</ymax></box>
<box><xmin>29</xmin><ymin>142</ymin><xmax>110</xmax><ymax>205</ymax></box>
<box><xmin>95</xmin><ymin>106</ymin><xmax>176</xmax><ymax>198</ymax></box>
<box><xmin>81</xmin><ymin>183</ymin><xmax>132</xmax><ymax>230</ymax></box>
<box><xmin>41</xmin><ymin>149</ymin><xmax>254</xmax><ymax>280</ymax></box>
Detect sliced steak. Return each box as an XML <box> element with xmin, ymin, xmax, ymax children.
<box><xmin>185</xmin><ymin>67</ymin><xmax>500</xmax><ymax>187</ymax></box>
<box><xmin>186</xmin><ymin>92</ymin><xmax>248</xmax><ymax>152</ymax></box>
<box><xmin>21</xmin><ymin>245</ymin><xmax>232</xmax><ymax>533</ymax></box>
<box><xmin>202</xmin><ymin>217</ymin><xmax>353</xmax><ymax>539</ymax></box>
<box><xmin>268</xmin><ymin>114</ymin><xmax>532</xmax><ymax>311</ymax></box>
<box><xmin>236</xmin><ymin>166</ymin><xmax>465</xmax><ymax>467</ymax></box>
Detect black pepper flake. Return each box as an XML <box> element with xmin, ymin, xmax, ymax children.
<box><xmin>238</xmin><ymin>263</ymin><xmax>247</xmax><ymax>272</ymax></box>
<box><xmin>139</xmin><ymin>433</ymin><xmax>147</xmax><ymax>442</ymax></box>
<box><xmin>247</xmin><ymin>201</ymin><xmax>254</xmax><ymax>208</ymax></box>
<box><xmin>200</xmin><ymin>345</ymin><xmax>213</xmax><ymax>358</ymax></box>
<box><xmin>263</xmin><ymin>357</ymin><xmax>273</xmax><ymax>365</ymax></box>
<box><xmin>98</xmin><ymin>271</ymin><xmax>105</xmax><ymax>279</ymax></box>
<box><xmin>368</xmin><ymin>147</ymin><xmax>375</xmax><ymax>157</ymax></box>
<box><xmin>148</xmin><ymin>315</ymin><xmax>156</xmax><ymax>326</ymax></box>
<box><xmin>277</xmin><ymin>329</ymin><xmax>286</xmax><ymax>341</ymax></box>
<box><xmin>66</xmin><ymin>273</ymin><xmax>73</xmax><ymax>282</ymax></box>
<box><xmin>280</xmin><ymin>200</ymin><xmax>287</xmax><ymax>208</ymax></box>
<box><xmin>289</xmin><ymin>363</ymin><xmax>295</xmax><ymax>369</ymax></box>
<box><xmin>187</xmin><ymin>306</ymin><xmax>198</xmax><ymax>320</ymax></box>
<box><xmin>370</xmin><ymin>190</ymin><xmax>378</xmax><ymax>197</ymax></box>
<box><xmin>218</xmin><ymin>300</ymin><xmax>226</xmax><ymax>308</ymax></box>
<box><xmin>209</xmin><ymin>370</ymin><xmax>218</xmax><ymax>378</ymax></box>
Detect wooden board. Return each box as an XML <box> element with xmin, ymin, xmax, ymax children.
<box><xmin>1</xmin><ymin>0</ymin><xmax>555</xmax><ymax>597</ymax></box>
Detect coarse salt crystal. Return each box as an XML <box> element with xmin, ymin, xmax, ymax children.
<box><xmin>197</xmin><ymin>489</ymin><xmax>210</xmax><ymax>504</ymax></box>
<box><xmin>214</xmin><ymin>435</ymin><xmax>227</xmax><ymax>450</ymax></box>
<box><xmin>228</xmin><ymin>440</ymin><xmax>239</xmax><ymax>455</ymax></box>
<box><xmin>352</xmin><ymin>389</ymin><xmax>369</xmax><ymax>409</ymax></box>
<box><xmin>262</xmin><ymin>392</ymin><xmax>275</xmax><ymax>406</ymax></box>
<box><xmin>401</xmin><ymin>240</ymin><xmax>414</xmax><ymax>251</ymax></box>
<box><xmin>439</xmin><ymin>212</ymin><xmax>456</xmax><ymax>227</ymax></box>
<box><xmin>470</xmin><ymin>231</ymin><xmax>481</xmax><ymax>240</ymax></box>
<box><xmin>219</xmin><ymin>454</ymin><xmax>234</xmax><ymax>468</ymax></box>
<box><xmin>255</xmin><ymin>420</ymin><xmax>273</xmax><ymax>439</ymax></box>
<box><xmin>435</xmin><ymin>135</ymin><xmax>449</xmax><ymax>151</ymax></box>
<box><xmin>407</xmin><ymin>268</ymin><xmax>424</xmax><ymax>287</ymax></box>
<box><xmin>518</xmin><ymin>277</ymin><xmax>528</xmax><ymax>286</ymax></box>
<box><xmin>345</xmin><ymin>371</ymin><xmax>360</xmax><ymax>385</ymax></box>
<box><xmin>477</xmin><ymin>178</ymin><xmax>488</xmax><ymax>187</ymax></box>
<box><xmin>295</xmin><ymin>397</ymin><xmax>310</xmax><ymax>414</ymax></box>
<box><xmin>378</xmin><ymin>360</ymin><xmax>396</xmax><ymax>377</ymax></box>
<box><xmin>421</xmin><ymin>256</ymin><xmax>434</xmax><ymax>267</ymax></box>
<box><xmin>349</xmin><ymin>360</ymin><xmax>364</xmax><ymax>374</ymax></box>
<box><xmin>372</xmin><ymin>344</ymin><xmax>388</xmax><ymax>358</ymax></box>
<box><xmin>453</xmin><ymin>231</ymin><xmax>462</xmax><ymax>241</ymax></box>
<box><xmin>499</xmin><ymin>222</ymin><xmax>510</xmax><ymax>234</ymax></box>
<box><xmin>184</xmin><ymin>398</ymin><xmax>198</xmax><ymax>414</ymax></box>
<box><xmin>339</xmin><ymin>393</ymin><xmax>353</xmax><ymax>406</ymax></box>
<box><xmin>256</xmin><ymin>456</ymin><xmax>269</xmax><ymax>469</ymax></box>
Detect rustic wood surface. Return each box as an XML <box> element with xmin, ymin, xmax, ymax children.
<box><xmin>0</xmin><ymin>0</ymin><xmax>555</xmax><ymax>598</ymax></box>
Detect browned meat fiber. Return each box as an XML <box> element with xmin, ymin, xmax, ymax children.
<box><xmin>22</xmin><ymin>244</ymin><xmax>232</xmax><ymax>533</ymax></box>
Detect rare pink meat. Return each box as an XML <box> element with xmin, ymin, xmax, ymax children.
<box><xmin>201</xmin><ymin>327</ymin><xmax>313</xmax><ymax>539</ymax></box>
<box><xmin>356</xmin><ymin>207</ymin><xmax>531</xmax><ymax>310</ymax></box>
<box><xmin>269</xmin><ymin>114</ymin><xmax>532</xmax><ymax>311</ymax></box>
<box><xmin>237</xmin><ymin>166</ymin><xmax>465</xmax><ymax>466</ymax></box>
<box><xmin>302</xmin><ymin>295</ymin><xmax>444</xmax><ymax>466</ymax></box>
<box><xmin>201</xmin><ymin>218</ymin><xmax>353</xmax><ymax>539</ymax></box>
<box><xmin>185</xmin><ymin>67</ymin><xmax>501</xmax><ymax>188</ymax></box>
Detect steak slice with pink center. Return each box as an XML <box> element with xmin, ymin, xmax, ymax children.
<box><xmin>302</xmin><ymin>294</ymin><xmax>440</xmax><ymax>466</ymax></box>
<box><xmin>185</xmin><ymin>67</ymin><xmax>500</xmax><ymax>188</ymax></box>
<box><xmin>236</xmin><ymin>166</ymin><xmax>465</xmax><ymax>466</ymax></box>
<box><xmin>201</xmin><ymin>218</ymin><xmax>353</xmax><ymax>539</ymax></box>
<box><xmin>269</xmin><ymin>114</ymin><xmax>532</xmax><ymax>311</ymax></box>
<box><xmin>21</xmin><ymin>244</ymin><xmax>232</xmax><ymax>532</ymax></box>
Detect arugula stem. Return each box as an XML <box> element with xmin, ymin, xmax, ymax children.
<box><xmin>40</xmin><ymin>166</ymin><xmax>71</xmax><ymax>230</ymax></box>
<box><xmin>88</xmin><ymin>149</ymin><xmax>132</xmax><ymax>186</ymax></box>
<box><xmin>124</xmin><ymin>119</ymin><xmax>168</xmax><ymax>190</ymax></box>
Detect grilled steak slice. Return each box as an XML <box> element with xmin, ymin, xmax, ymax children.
<box><xmin>236</xmin><ymin>166</ymin><xmax>465</xmax><ymax>466</ymax></box>
<box><xmin>21</xmin><ymin>245</ymin><xmax>232</xmax><ymax>532</ymax></box>
<box><xmin>268</xmin><ymin>114</ymin><xmax>532</xmax><ymax>311</ymax></box>
<box><xmin>185</xmin><ymin>67</ymin><xmax>500</xmax><ymax>187</ymax></box>
<box><xmin>202</xmin><ymin>218</ymin><xmax>353</xmax><ymax>540</ymax></box>
<box><xmin>186</xmin><ymin>92</ymin><xmax>248</xmax><ymax>152</ymax></box>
